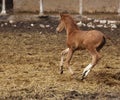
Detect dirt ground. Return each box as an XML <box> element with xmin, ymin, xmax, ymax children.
<box><xmin>0</xmin><ymin>14</ymin><xmax>120</xmax><ymax>100</ymax></box>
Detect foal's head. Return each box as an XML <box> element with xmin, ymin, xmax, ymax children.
<box><xmin>56</xmin><ymin>14</ymin><xmax>66</xmax><ymax>33</ymax></box>
<box><xmin>56</xmin><ymin>14</ymin><xmax>79</xmax><ymax>33</ymax></box>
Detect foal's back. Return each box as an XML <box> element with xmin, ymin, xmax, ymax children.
<box><xmin>68</xmin><ymin>27</ymin><xmax>105</xmax><ymax>50</ymax></box>
<box><xmin>81</xmin><ymin>30</ymin><xmax>104</xmax><ymax>50</ymax></box>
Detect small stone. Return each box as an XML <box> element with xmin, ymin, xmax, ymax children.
<box><xmin>103</xmin><ymin>24</ymin><xmax>108</xmax><ymax>28</ymax></box>
<box><xmin>1</xmin><ymin>24</ymin><xmax>4</xmax><ymax>27</ymax></box>
<box><xmin>77</xmin><ymin>21</ymin><xmax>82</xmax><ymax>26</ymax></box>
<box><xmin>4</xmin><ymin>23</ymin><xmax>8</xmax><ymax>25</ymax></box>
<box><xmin>94</xmin><ymin>19</ymin><xmax>99</xmax><ymax>23</ymax></box>
<box><xmin>108</xmin><ymin>20</ymin><xmax>117</xmax><ymax>24</ymax></box>
<box><xmin>96</xmin><ymin>24</ymin><xmax>103</xmax><ymax>28</ymax></box>
<box><xmin>46</xmin><ymin>25</ymin><xmax>50</xmax><ymax>28</ymax></box>
<box><xmin>9</xmin><ymin>20</ymin><xmax>14</xmax><ymax>24</ymax></box>
<box><xmin>111</xmin><ymin>24</ymin><xmax>117</xmax><ymax>28</ymax></box>
<box><xmin>87</xmin><ymin>17</ymin><xmax>92</xmax><ymax>21</ymax></box>
<box><xmin>39</xmin><ymin>32</ymin><xmax>42</xmax><ymax>34</ymax></box>
<box><xmin>40</xmin><ymin>24</ymin><xmax>45</xmax><ymax>28</ymax></box>
<box><xmin>87</xmin><ymin>22</ymin><xmax>93</xmax><ymax>28</ymax></box>
<box><xmin>30</xmin><ymin>24</ymin><xmax>34</xmax><ymax>27</ymax></box>
<box><xmin>82</xmin><ymin>23</ymin><xmax>86</xmax><ymax>27</ymax></box>
<box><xmin>13</xmin><ymin>25</ymin><xmax>17</xmax><ymax>27</ymax></box>
<box><xmin>100</xmin><ymin>20</ymin><xmax>107</xmax><ymax>24</ymax></box>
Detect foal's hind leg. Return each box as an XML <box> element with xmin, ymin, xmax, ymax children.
<box><xmin>60</xmin><ymin>48</ymin><xmax>69</xmax><ymax>74</ymax></box>
<box><xmin>81</xmin><ymin>49</ymin><xmax>100</xmax><ymax>80</ymax></box>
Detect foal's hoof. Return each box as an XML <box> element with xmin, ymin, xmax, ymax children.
<box><xmin>81</xmin><ymin>71</ymin><xmax>87</xmax><ymax>80</ymax></box>
<box><xmin>60</xmin><ymin>70</ymin><xmax>63</xmax><ymax>74</ymax></box>
<box><xmin>81</xmin><ymin>76</ymin><xmax>85</xmax><ymax>80</ymax></box>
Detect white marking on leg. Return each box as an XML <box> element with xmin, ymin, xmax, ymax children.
<box><xmin>60</xmin><ymin>56</ymin><xmax>64</xmax><ymax>67</ymax></box>
<box><xmin>60</xmin><ymin>48</ymin><xmax>69</xmax><ymax>67</ymax></box>
<box><xmin>82</xmin><ymin>63</ymin><xmax>93</xmax><ymax>77</ymax></box>
<box><xmin>60</xmin><ymin>48</ymin><xmax>69</xmax><ymax>74</ymax></box>
<box><xmin>69</xmin><ymin>67</ymin><xmax>74</xmax><ymax>75</ymax></box>
<box><xmin>61</xmin><ymin>48</ymin><xmax>69</xmax><ymax>55</ymax></box>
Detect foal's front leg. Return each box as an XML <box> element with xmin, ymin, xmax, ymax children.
<box><xmin>60</xmin><ymin>48</ymin><xmax>69</xmax><ymax>74</ymax></box>
<box><xmin>65</xmin><ymin>48</ymin><xmax>74</xmax><ymax>74</ymax></box>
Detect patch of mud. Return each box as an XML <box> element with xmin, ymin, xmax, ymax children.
<box><xmin>64</xmin><ymin>91</ymin><xmax>120</xmax><ymax>100</ymax></box>
<box><xmin>112</xmin><ymin>72</ymin><xmax>120</xmax><ymax>81</ymax></box>
<box><xmin>0</xmin><ymin>90</ymin><xmax>119</xmax><ymax>100</ymax></box>
<box><xmin>89</xmin><ymin>71</ymin><xmax>120</xmax><ymax>87</ymax></box>
<box><xmin>64</xmin><ymin>90</ymin><xmax>98</xmax><ymax>100</ymax></box>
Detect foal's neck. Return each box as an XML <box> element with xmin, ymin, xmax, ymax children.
<box><xmin>65</xmin><ymin>21</ymin><xmax>79</xmax><ymax>35</ymax></box>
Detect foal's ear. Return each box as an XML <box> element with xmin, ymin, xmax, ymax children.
<box><xmin>60</xmin><ymin>13</ymin><xmax>63</xmax><ymax>18</ymax></box>
<box><xmin>60</xmin><ymin>12</ymin><xmax>66</xmax><ymax>18</ymax></box>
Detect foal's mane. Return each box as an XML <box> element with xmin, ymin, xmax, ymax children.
<box><xmin>61</xmin><ymin>14</ymin><xmax>79</xmax><ymax>30</ymax></box>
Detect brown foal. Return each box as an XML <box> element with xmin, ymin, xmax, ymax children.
<box><xmin>56</xmin><ymin>14</ymin><xmax>106</xmax><ymax>80</ymax></box>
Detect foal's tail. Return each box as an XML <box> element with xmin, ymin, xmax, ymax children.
<box><xmin>97</xmin><ymin>36</ymin><xmax>106</xmax><ymax>52</ymax></box>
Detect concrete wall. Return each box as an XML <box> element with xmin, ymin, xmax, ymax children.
<box><xmin>83</xmin><ymin>0</ymin><xmax>120</xmax><ymax>13</ymax></box>
<box><xmin>13</xmin><ymin>0</ymin><xmax>120</xmax><ymax>14</ymax></box>
<box><xmin>13</xmin><ymin>0</ymin><xmax>39</xmax><ymax>13</ymax></box>
<box><xmin>43</xmin><ymin>0</ymin><xmax>79</xmax><ymax>13</ymax></box>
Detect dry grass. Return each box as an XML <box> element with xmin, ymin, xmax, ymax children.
<box><xmin>0</xmin><ymin>31</ymin><xmax>119</xmax><ymax>100</ymax></box>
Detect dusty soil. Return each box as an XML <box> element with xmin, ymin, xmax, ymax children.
<box><xmin>0</xmin><ymin>15</ymin><xmax>120</xmax><ymax>100</ymax></box>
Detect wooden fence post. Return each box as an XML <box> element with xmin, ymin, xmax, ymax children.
<box><xmin>1</xmin><ymin>0</ymin><xmax>6</xmax><ymax>15</ymax></box>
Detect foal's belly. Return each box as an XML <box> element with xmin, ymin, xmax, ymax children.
<box><xmin>77</xmin><ymin>44</ymin><xmax>86</xmax><ymax>50</ymax></box>
<box><xmin>69</xmin><ymin>42</ymin><xmax>85</xmax><ymax>50</ymax></box>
